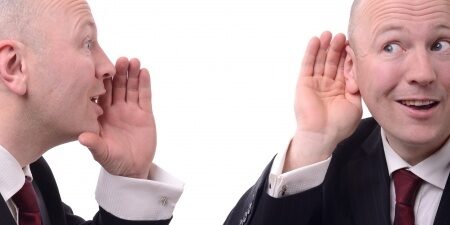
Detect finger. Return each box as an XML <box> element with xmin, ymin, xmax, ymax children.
<box><xmin>138</xmin><ymin>68</ymin><xmax>153</xmax><ymax>112</ymax></box>
<box><xmin>335</xmin><ymin>48</ymin><xmax>347</xmax><ymax>83</ymax></box>
<box><xmin>98</xmin><ymin>77</ymin><xmax>113</xmax><ymax>108</ymax></box>
<box><xmin>300</xmin><ymin>36</ymin><xmax>320</xmax><ymax>77</ymax></box>
<box><xmin>313</xmin><ymin>31</ymin><xmax>332</xmax><ymax>77</ymax></box>
<box><xmin>323</xmin><ymin>33</ymin><xmax>346</xmax><ymax>79</ymax></box>
<box><xmin>126</xmin><ymin>58</ymin><xmax>141</xmax><ymax>103</ymax></box>
<box><xmin>112</xmin><ymin>57</ymin><xmax>129</xmax><ymax>104</ymax></box>
<box><xmin>78</xmin><ymin>132</ymin><xmax>109</xmax><ymax>164</ymax></box>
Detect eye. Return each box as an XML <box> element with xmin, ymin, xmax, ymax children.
<box><xmin>84</xmin><ymin>39</ymin><xmax>93</xmax><ymax>50</ymax></box>
<box><xmin>431</xmin><ymin>40</ymin><xmax>450</xmax><ymax>52</ymax></box>
<box><xmin>383</xmin><ymin>43</ymin><xmax>402</xmax><ymax>54</ymax></box>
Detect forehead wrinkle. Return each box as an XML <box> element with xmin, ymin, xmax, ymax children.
<box><xmin>35</xmin><ymin>0</ymin><xmax>92</xmax><ymax>20</ymax></box>
<box><xmin>355</xmin><ymin>0</ymin><xmax>450</xmax><ymax>44</ymax></box>
<box><xmin>63</xmin><ymin>0</ymin><xmax>93</xmax><ymax>27</ymax></box>
<box><xmin>370</xmin><ymin>12</ymin><xmax>450</xmax><ymax>40</ymax></box>
<box><xmin>48</xmin><ymin>0</ymin><xmax>95</xmax><ymax>38</ymax></box>
<box><xmin>65</xmin><ymin>0</ymin><xmax>92</xmax><ymax>17</ymax></box>
<box><xmin>34</xmin><ymin>0</ymin><xmax>67</xmax><ymax>15</ymax></box>
<box><xmin>361</xmin><ymin>0</ymin><xmax>450</xmax><ymax>11</ymax></box>
<box><xmin>365</xmin><ymin>0</ymin><xmax>450</xmax><ymax>21</ymax></box>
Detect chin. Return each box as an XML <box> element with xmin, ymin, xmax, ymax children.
<box><xmin>75</xmin><ymin>121</ymin><xmax>101</xmax><ymax>136</ymax></box>
<box><xmin>397</xmin><ymin>128</ymin><xmax>449</xmax><ymax>150</ymax></box>
<box><xmin>87</xmin><ymin>122</ymin><xmax>101</xmax><ymax>134</ymax></box>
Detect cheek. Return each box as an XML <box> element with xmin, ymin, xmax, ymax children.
<box><xmin>435</xmin><ymin>61</ymin><xmax>450</xmax><ymax>89</ymax></box>
<box><xmin>356</xmin><ymin>61</ymin><xmax>403</xmax><ymax>100</ymax></box>
<box><xmin>41</xmin><ymin>73</ymin><xmax>89</xmax><ymax>113</ymax></box>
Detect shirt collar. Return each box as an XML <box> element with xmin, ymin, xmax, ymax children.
<box><xmin>0</xmin><ymin>144</ymin><xmax>32</xmax><ymax>201</ymax></box>
<box><xmin>381</xmin><ymin>128</ymin><xmax>450</xmax><ymax>190</ymax></box>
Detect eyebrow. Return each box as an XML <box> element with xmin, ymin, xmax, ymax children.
<box><xmin>74</xmin><ymin>18</ymin><xmax>97</xmax><ymax>34</ymax></box>
<box><xmin>434</xmin><ymin>24</ymin><xmax>450</xmax><ymax>31</ymax></box>
<box><xmin>373</xmin><ymin>24</ymin><xmax>406</xmax><ymax>37</ymax></box>
<box><xmin>374</xmin><ymin>23</ymin><xmax>450</xmax><ymax>37</ymax></box>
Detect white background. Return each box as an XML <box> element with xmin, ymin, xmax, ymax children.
<box><xmin>44</xmin><ymin>0</ymin><xmax>367</xmax><ymax>224</ymax></box>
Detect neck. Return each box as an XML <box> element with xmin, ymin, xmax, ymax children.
<box><xmin>386</xmin><ymin>135</ymin><xmax>449</xmax><ymax>166</ymax></box>
<box><xmin>0</xmin><ymin>107</ymin><xmax>69</xmax><ymax>167</ymax></box>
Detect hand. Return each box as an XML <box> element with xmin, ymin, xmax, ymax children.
<box><xmin>284</xmin><ymin>32</ymin><xmax>362</xmax><ymax>172</ymax></box>
<box><xmin>78</xmin><ymin>57</ymin><xmax>156</xmax><ymax>179</ymax></box>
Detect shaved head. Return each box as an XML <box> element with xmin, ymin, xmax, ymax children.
<box><xmin>0</xmin><ymin>0</ymin><xmax>41</xmax><ymax>46</ymax></box>
<box><xmin>348</xmin><ymin>0</ymin><xmax>363</xmax><ymax>50</ymax></box>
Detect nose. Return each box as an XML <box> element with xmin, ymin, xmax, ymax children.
<box><xmin>405</xmin><ymin>50</ymin><xmax>436</xmax><ymax>86</ymax></box>
<box><xmin>94</xmin><ymin>46</ymin><xmax>115</xmax><ymax>80</ymax></box>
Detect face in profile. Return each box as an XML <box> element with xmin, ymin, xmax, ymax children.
<box><xmin>24</xmin><ymin>0</ymin><xmax>115</xmax><ymax>141</ymax></box>
<box><xmin>348</xmin><ymin>0</ymin><xmax>450</xmax><ymax>154</ymax></box>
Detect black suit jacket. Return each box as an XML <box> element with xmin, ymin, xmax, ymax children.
<box><xmin>0</xmin><ymin>157</ymin><xmax>171</xmax><ymax>225</ymax></box>
<box><xmin>225</xmin><ymin>118</ymin><xmax>450</xmax><ymax>225</ymax></box>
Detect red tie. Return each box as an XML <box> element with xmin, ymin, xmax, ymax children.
<box><xmin>393</xmin><ymin>169</ymin><xmax>423</xmax><ymax>225</ymax></box>
<box><xmin>12</xmin><ymin>178</ymin><xmax>42</xmax><ymax>225</ymax></box>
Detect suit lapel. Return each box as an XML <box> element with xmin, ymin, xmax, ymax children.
<box><xmin>0</xmin><ymin>194</ymin><xmax>18</xmax><ymax>225</ymax></box>
<box><xmin>346</xmin><ymin>127</ymin><xmax>391</xmax><ymax>225</ymax></box>
<box><xmin>433</xmin><ymin>171</ymin><xmax>450</xmax><ymax>225</ymax></box>
<box><xmin>31</xmin><ymin>158</ymin><xmax>67</xmax><ymax>225</ymax></box>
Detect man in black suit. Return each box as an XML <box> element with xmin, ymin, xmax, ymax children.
<box><xmin>0</xmin><ymin>0</ymin><xmax>183</xmax><ymax>224</ymax></box>
<box><xmin>225</xmin><ymin>0</ymin><xmax>450</xmax><ymax>224</ymax></box>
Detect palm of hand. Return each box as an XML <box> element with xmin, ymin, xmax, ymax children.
<box><xmin>295</xmin><ymin>32</ymin><xmax>362</xmax><ymax>142</ymax></box>
<box><xmin>296</xmin><ymin>75</ymin><xmax>361</xmax><ymax>141</ymax></box>
<box><xmin>98</xmin><ymin>101</ymin><xmax>156</xmax><ymax>179</ymax></box>
<box><xmin>79</xmin><ymin>58</ymin><xmax>156</xmax><ymax>179</ymax></box>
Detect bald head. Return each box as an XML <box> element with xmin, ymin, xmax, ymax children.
<box><xmin>347</xmin><ymin>0</ymin><xmax>450</xmax><ymax>53</ymax></box>
<box><xmin>0</xmin><ymin>0</ymin><xmax>40</xmax><ymax>46</ymax></box>
<box><xmin>347</xmin><ymin>0</ymin><xmax>363</xmax><ymax>50</ymax></box>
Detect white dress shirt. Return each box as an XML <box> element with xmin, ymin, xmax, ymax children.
<box><xmin>267</xmin><ymin>129</ymin><xmax>450</xmax><ymax>225</ymax></box>
<box><xmin>0</xmin><ymin>145</ymin><xmax>185</xmax><ymax>223</ymax></box>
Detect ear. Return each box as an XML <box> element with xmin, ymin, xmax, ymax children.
<box><xmin>0</xmin><ymin>40</ymin><xmax>27</xmax><ymax>95</ymax></box>
<box><xmin>344</xmin><ymin>45</ymin><xmax>359</xmax><ymax>94</ymax></box>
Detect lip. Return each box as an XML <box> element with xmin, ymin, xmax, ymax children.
<box><xmin>91</xmin><ymin>90</ymin><xmax>106</xmax><ymax>99</ymax></box>
<box><xmin>90</xmin><ymin>101</ymin><xmax>103</xmax><ymax>116</ymax></box>
<box><xmin>89</xmin><ymin>89</ymin><xmax>106</xmax><ymax>116</ymax></box>
<box><xmin>396</xmin><ymin>100</ymin><xmax>439</xmax><ymax>120</ymax></box>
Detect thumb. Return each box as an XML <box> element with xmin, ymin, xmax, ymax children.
<box><xmin>78</xmin><ymin>132</ymin><xmax>109</xmax><ymax>164</ymax></box>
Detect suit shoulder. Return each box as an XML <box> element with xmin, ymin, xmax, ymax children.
<box><xmin>340</xmin><ymin>117</ymin><xmax>378</xmax><ymax>147</ymax></box>
<box><xmin>332</xmin><ymin>117</ymin><xmax>380</xmax><ymax>159</ymax></box>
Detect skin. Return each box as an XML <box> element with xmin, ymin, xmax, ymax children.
<box><xmin>284</xmin><ymin>32</ymin><xmax>362</xmax><ymax>171</ymax></box>
<box><xmin>0</xmin><ymin>0</ymin><xmax>156</xmax><ymax>179</ymax></box>
<box><xmin>350</xmin><ymin>0</ymin><xmax>450</xmax><ymax>165</ymax></box>
<box><xmin>284</xmin><ymin>0</ymin><xmax>450</xmax><ymax>171</ymax></box>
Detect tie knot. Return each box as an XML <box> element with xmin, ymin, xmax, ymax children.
<box><xmin>393</xmin><ymin>169</ymin><xmax>423</xmax><ymax>206</ymax></box>
<box><xmin>12</xmin><ymin>178</ymin><xmax>40</xmax><ymax>213</ymax></box>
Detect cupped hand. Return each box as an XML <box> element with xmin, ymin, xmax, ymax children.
<box><xmin>78</xmin><ymin>57</ymin><xmax>156</xmax><ymax>179</ymax></box>
<box><xmin>296</xmin><ymin>32</ymin><xmax>361</xmax><ymax>141</ymax></box>
<box><xmin>284</xmin><ymin>32</ymin><xmax>362</xmax><ymax>171</ymax></box>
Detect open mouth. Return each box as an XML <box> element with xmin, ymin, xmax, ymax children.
<box><xmin>90</xmin><ymin>96</ymin><xmax>99</xmax><ymax>104</ymax></box>
<box><xmin>398</xmin><ymin>100</ymin><xmax>439</xmax><ymax>110</ymax></box>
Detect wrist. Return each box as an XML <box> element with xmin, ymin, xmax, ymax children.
<box><xmin>283</xmin><ymin>131</ymin><xmax>338</xmax><ymax>172</ymax></box>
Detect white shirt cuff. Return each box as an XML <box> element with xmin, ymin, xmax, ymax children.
<box><xmin>96</xmin><ymin>164</ymin><xmax>184</xmax><ymax>220</ymax></box>
<box><xmin>267</xmin><ymin>144</ymin><xmax>331</xmax><ymax>198</ymax></box>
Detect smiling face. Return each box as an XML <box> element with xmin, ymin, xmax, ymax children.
<box><xmin>24</xmin><ymin>0</ymin><xmax>115</xmax><ymax>143</ymax></box>
<box><xmin>347</xmin><ymin>0</ymin><xmax>450</xmax><ymax>162</ymax></box>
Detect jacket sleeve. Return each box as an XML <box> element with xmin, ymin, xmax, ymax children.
<box><xmin>63</xmin><ymin>204</ymin><xmax>172</xmax><ymax>225</ymax></box>
<box><xmin>224</xmin><ymin>157</ymin><xmax>323</xmax><ymax>225</ymax></box>
<box><xmin>31</xmin><ymin>158</ymin><xmax>173</xmax><ymax>225</ymax></box>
